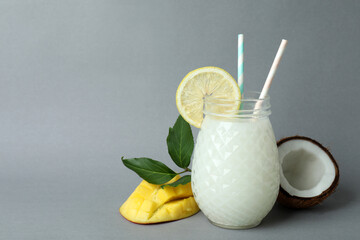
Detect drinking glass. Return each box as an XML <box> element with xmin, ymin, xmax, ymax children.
<box><xmin>191</xmin><ymin>91</ymin><xmax>280</xmax><ymax>229</ymax></box>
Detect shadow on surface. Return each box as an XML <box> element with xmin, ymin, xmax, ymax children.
<box><xmin>260</xmin><ymin>186</ymin><xmax>356</xmax><ymax>228</ymax></box>
<box><xmin>311</xmin><ymin>186</ymin><xmax>356</xmax><ymax>212</ymax></box>
<box><xmin>259</xmin><ymin>203</ymin><xmax>297</xmax><ymax>229</ymax></box>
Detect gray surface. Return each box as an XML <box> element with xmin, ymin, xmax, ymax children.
<box><xmin>0</xmin><ymin>0</ymin><xmax>359</xmax><ymax>239</ymax></box>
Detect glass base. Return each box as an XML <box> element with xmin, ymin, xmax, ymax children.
<box><xmin>209</xmin><ymin>219</ymin><xmax>261</xmax><ymax>230</ymax></box>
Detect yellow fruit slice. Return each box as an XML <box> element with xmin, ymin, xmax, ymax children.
<box><xmin>176</xmin><ymin>67</ymin><xmax>241</xmax><ymax>128</ymax></box>
<box><xmin>119</xmin><ymin>176</ymin><xmax>199</xmax><ymax>224</ymax></box>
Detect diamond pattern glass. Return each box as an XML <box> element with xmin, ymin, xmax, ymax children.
<box><xmin>192</xmin><ymin>116</ymin><xmax>280</xmax><ymax>229</ymax></box>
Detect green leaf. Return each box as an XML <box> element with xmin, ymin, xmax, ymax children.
<box><xmin>121</xmin><ymin>157</ymin><xmax>177</xmax><ymax>184</ymax></box>
<box><xmin>161</xmin><ymin>175</ymin><xmax>191</xmax><ymax>189</ymax></box>
<box><xmin>166</xmin><ymin>115</ymin><xmax>194</xmax><ymax>168</ymax></box>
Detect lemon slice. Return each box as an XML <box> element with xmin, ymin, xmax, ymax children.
<box><xmin>176</xmin><ymin>67</ymin><xmax>241</xmax><ymax>128</ymax></box>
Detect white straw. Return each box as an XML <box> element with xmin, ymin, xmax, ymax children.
<box><xmin>255</xmin><ymin>39</ymin><xmax>288</xmax><ymax>110</ymax></box>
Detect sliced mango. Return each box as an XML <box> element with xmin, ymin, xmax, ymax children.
<box><xmin>120</xmin><ymin>175</ymin><xmax>199</xmax><ymax>224</ymax></box>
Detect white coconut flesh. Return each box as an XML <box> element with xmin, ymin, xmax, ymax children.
<box><xmin>278</xmin><ymin>139</ymin><xmax>336</xmax><ymax>198</ymax></box>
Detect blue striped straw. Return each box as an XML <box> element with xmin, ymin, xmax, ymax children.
<box><xmin>238</xmin><ymin>34</ymin><xmax>244</xmax><ymax>95</ymax></box>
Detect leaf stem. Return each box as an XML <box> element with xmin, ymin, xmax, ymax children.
<box><xmin>176</xmin><ymin>168</ymin><xmax>192</xmax><ymax>175</ymax></box>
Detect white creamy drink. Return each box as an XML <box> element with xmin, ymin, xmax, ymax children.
<box><xmin>191</xmin><ymin>94</ymin><xmax>280</xmax><ymax>229</ymax></box>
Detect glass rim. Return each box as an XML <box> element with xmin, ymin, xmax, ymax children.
<box><xmin>204</xmin><ymin>91</ymin><xmax>270</xmax><ymax>104</ymax></box>
<box><xmin>203</xmin><ymin>91</ymin><xmax>271</xmax><ymax>118</ymax></box>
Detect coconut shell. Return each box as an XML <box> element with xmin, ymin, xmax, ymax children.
<box><xmin>277</xmin><ymin>136</ymin><xmax>340</xmax><ymax>208</ymax></box>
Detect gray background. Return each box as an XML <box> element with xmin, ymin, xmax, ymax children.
<box><xmin>0</xmin><ymin>0</ymin><xmax>359</xmax><ymax>239</ymax></box>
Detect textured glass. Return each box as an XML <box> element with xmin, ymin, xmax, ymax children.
<box><xmin>192</xmin><ymin>116</ymin><xmax>280</xmax><ymax>229</ymax></box>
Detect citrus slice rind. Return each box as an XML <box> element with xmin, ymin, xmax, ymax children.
<box><xmin>176</xmin><ymin>67</ymin><xmax>241</xmax><ymax>128</ymax></box>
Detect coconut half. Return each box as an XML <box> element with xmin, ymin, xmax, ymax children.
<box><xmin>277</xmin><ymin>136</ymin><xmax>339</xmax><ymax>208</ymax></box>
